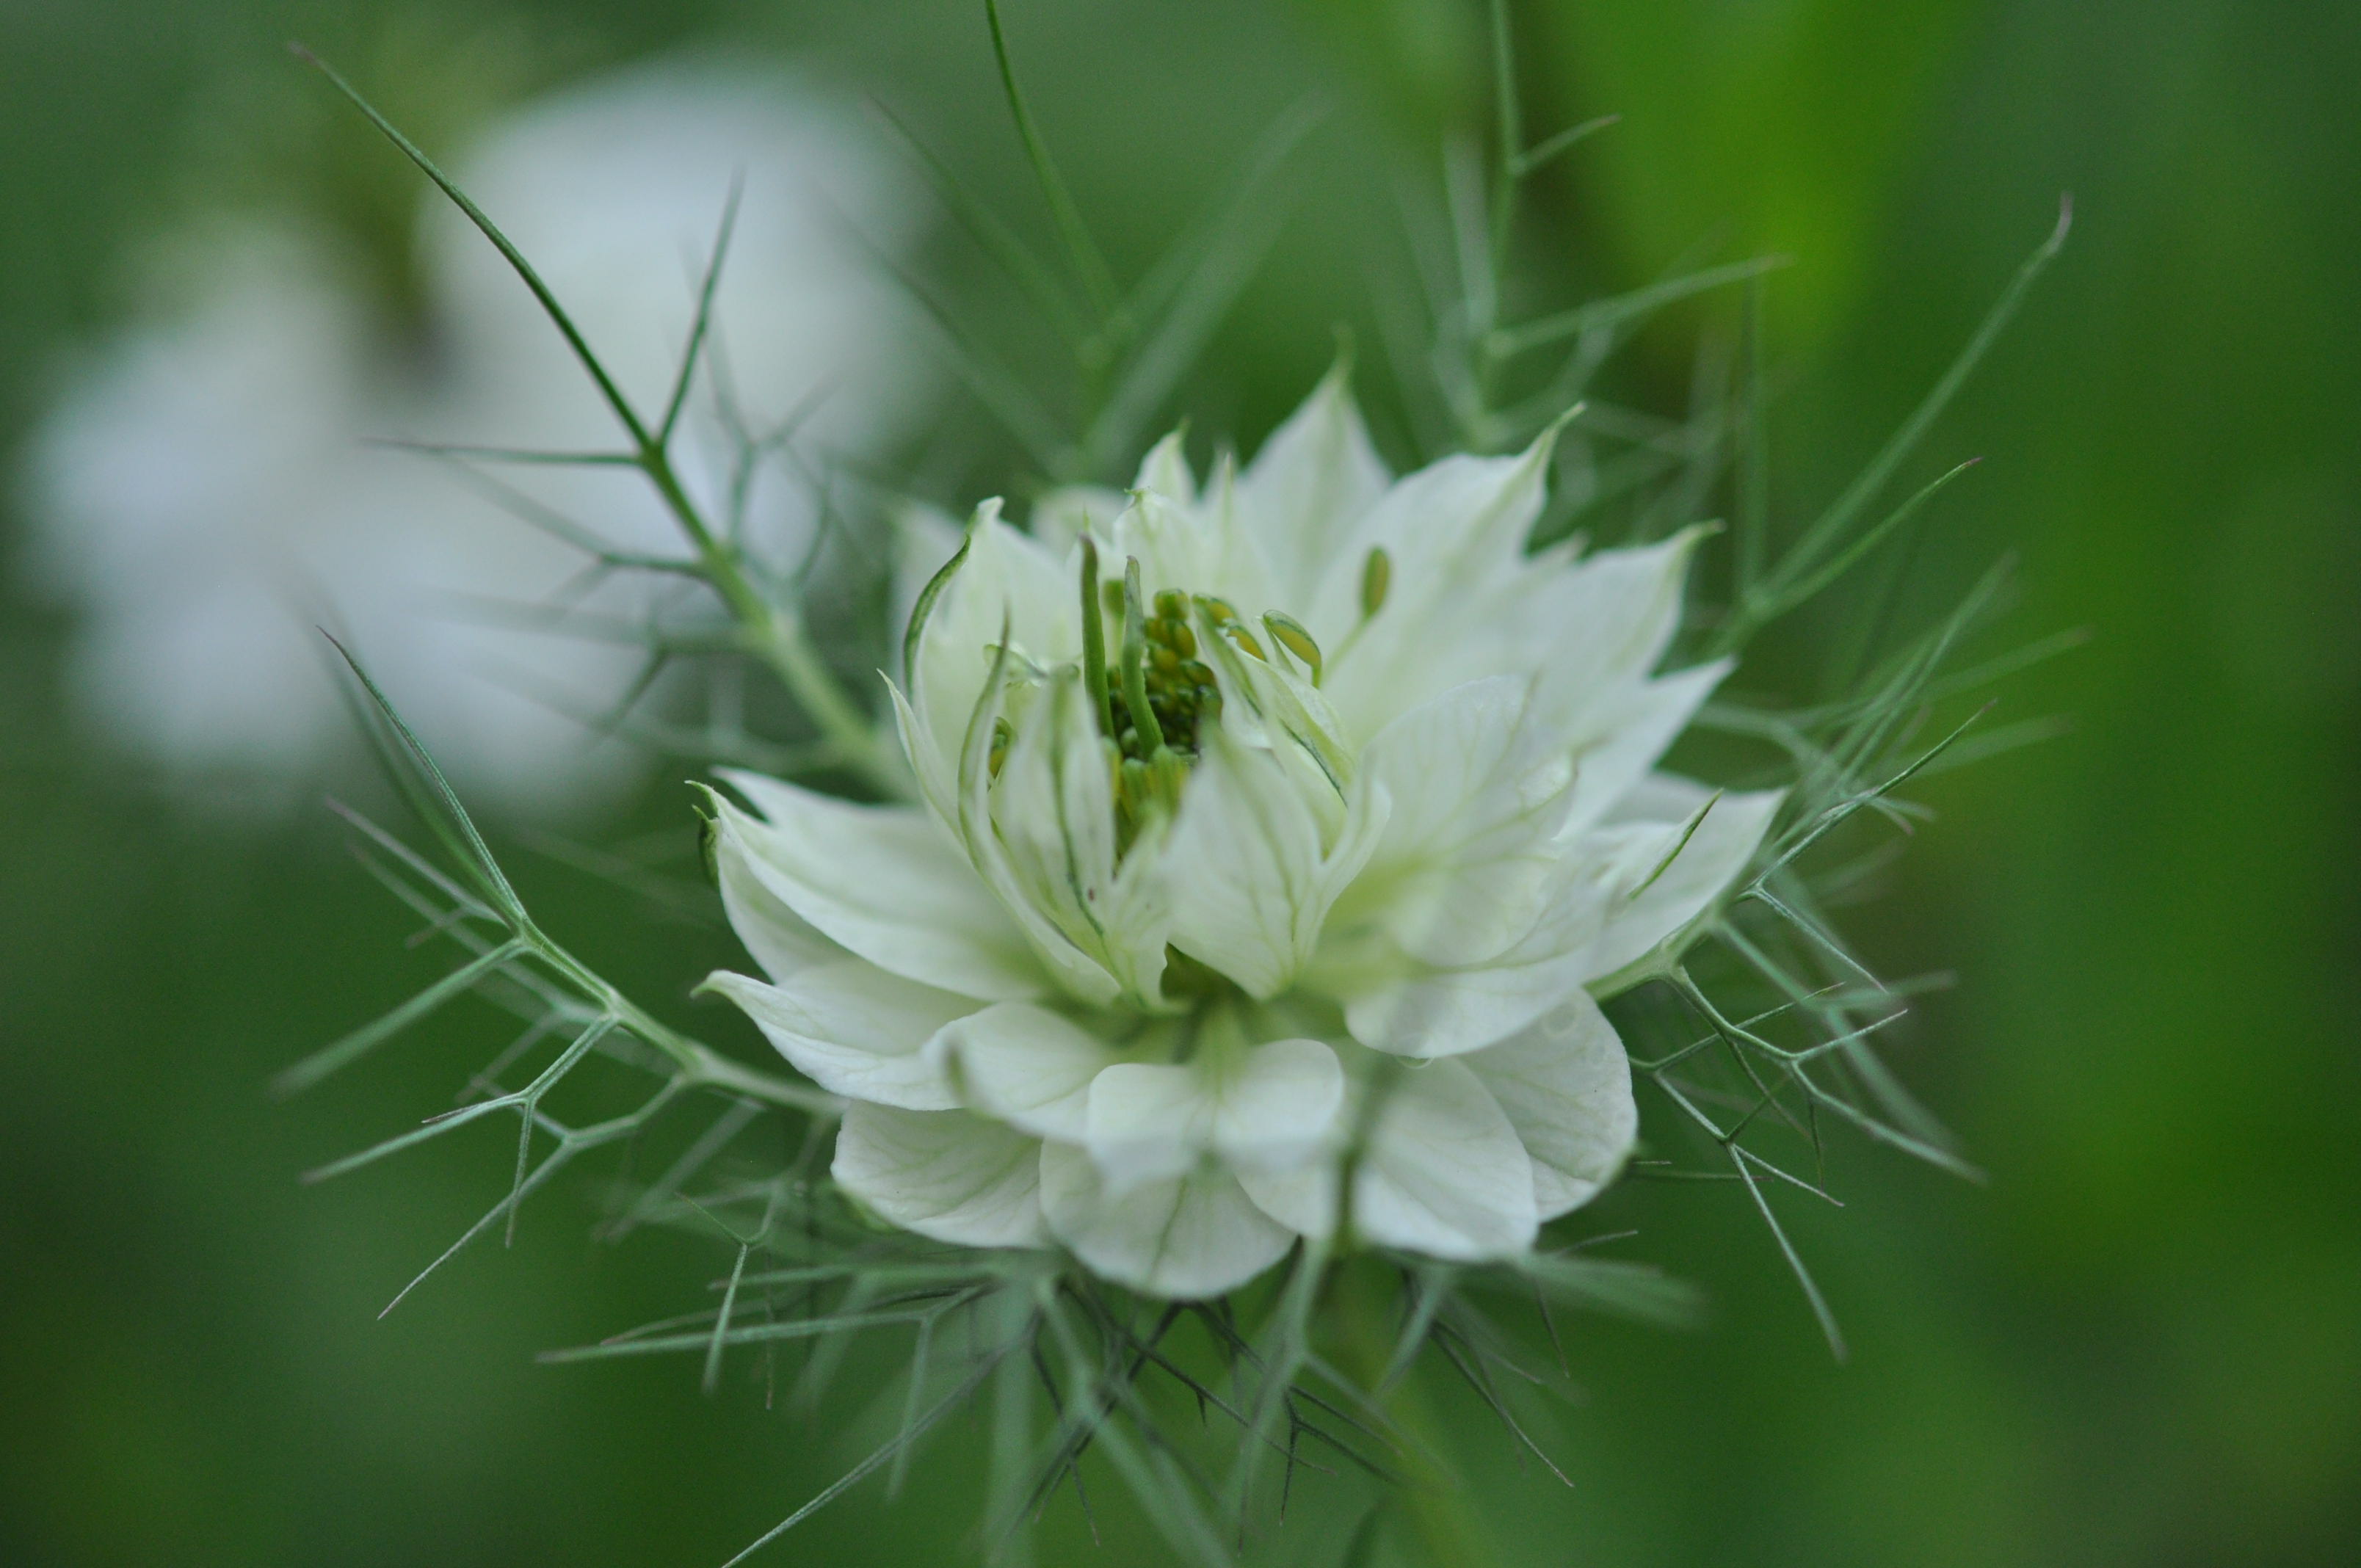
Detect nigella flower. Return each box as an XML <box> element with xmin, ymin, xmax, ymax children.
<box><xmin>703</xmin><ymin>371</ymin><xmax>1781</xmax><ymax>1298</ymax></box>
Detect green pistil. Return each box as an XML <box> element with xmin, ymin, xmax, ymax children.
<box><xmin>1110</xmin><ymin>571</ymin><xmax>1219</xmax><ymax>766</ymax></box>
<box><xmin>1079</xmin><ymin>551</ymin><xmax>1228</xmax><ymax>852</ymax></box>
<box><xmin>1360</xmin><ymin>545</ymin><xmax>1391</xmax><ymax>619</ymax></box>
<box><xmin>1118</xmin><ymin>559</ymin><xmax>1166</xmax><ymax>756</ymax></box>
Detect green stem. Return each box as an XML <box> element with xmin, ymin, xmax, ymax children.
<box><xmin>634</xmin><ymin>449</ymin><xmax>899</xmax><ymax>794</ymax></box>
<box><xmin>289</xmin><ymin>48</ymin><xmax>897</xmax><ymax>798</ymax></box>
<box><xmin>1331</xmin><ymin>1260</ymin><xmax>1507</xmax><ymax>1568</ymax></box>
<box><xmin>525</xmin><ymin>917</ymin><xmax>844</xmax><ymax>1117</ymax></box>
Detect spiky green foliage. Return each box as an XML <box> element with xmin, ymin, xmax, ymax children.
<box><xmin>286</xmin><ymin>6</ymin><xmax>2070</xmax><ymax>1562</ymax></box>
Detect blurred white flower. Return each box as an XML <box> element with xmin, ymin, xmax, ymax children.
<box><xmin>18</xmin><ymin>57</ymin><xmax>928</xmax><ymax>813</ymax></box>
<box><xmin>704</xmin><ymin>373</ymin><xmax>1782</xmax><ymax>1299</ymax></box>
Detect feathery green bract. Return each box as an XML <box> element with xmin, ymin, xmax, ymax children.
<box><xmin>291</xmin><ymin>43</ymin><xmax>899</xmax><ymax>796</ymax></box>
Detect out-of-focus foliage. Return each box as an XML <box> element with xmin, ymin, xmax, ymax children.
<box><xmin>2</xmin><ymin>2</ymin><xmax>2354</xmax><ymax>1567</ymax></box>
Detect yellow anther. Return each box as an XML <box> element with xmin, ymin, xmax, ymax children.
<box><xmin>1261</xmin><ymin>612</ymin><xmax>1322</xmax><ymax>683</ymax></box>
<box><xmin>1360</xmin><ymin>547</ymin><xmax>1391</xmax><ymax>619</ymax></box>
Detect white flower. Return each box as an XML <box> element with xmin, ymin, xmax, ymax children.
<box><xmin>706</xmin><ymin>371</ymin><xmax>1781</xmax><ymax>1298</ymax></box>
<box><xmin>16</xmin><ymin>58</ymin><xmax>926</xmax><ymax>813</ymax></box>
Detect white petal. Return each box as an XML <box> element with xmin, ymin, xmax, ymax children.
<box><xmin>908</xmin><ymin>501</ymin><xmax>1076</xmax><ymax>807</ymax></box>
<box><xmin>1322</xmin><ymin>518</ymin><xmax>1707</xmax><ymax>749</ymax></box>
<box><xmin>1241</xmin><ymin>1057</ymin><xmax>1538</xmax><ymax>1261</ymax></box>
<box><xmin>1040</xmin><ymin>1141</ymin><xmax>1295</xmax><ymax>1298</ymax></box>
<box><xmin>1578</xmin><ymin>783</ymin><xmax>1784</xmax><ymax>988</ymax></box>
<box><xmin>1111</xmin><ymin>488</ymin><xmax>1273</xmax><ymax>613</ymax></box>
<box><xmin>1028</xmin><ymin>484</ymin><xmax>1127</xmax><ymax>560</ymax></box>
<box><xmin>1347</xmin><ymin>675</ymin><xmax>1576</xmax><ymax>968</ymax></box>
<box><xmin>1551</xmin><ymin>661</ymin><xmax>1730</xmax><ymax>838</ymax></box>
<box><xmin>1203</xmin><ymin>1037</ymin><xmax>1346</xmax><ymax>1173</ymax></box>
<box><xmin>1233</xmin><ymin>366</ymin><xmax>1390</xmax><ymax>603</ymax></box>
<box><xmin>833</xmin><ymin>1103</ymin><xmax>1048</xmax><ymax>1249</ymax></box>
<box><xmin>1308</xmin><ymin>435</ymin><xmax>1554</xmax><ymax>731</ymax></box>
<box><xmin>939</xmin><ymin>1001</ymin><xmax>1116</xmax><ymax>1141</ymax></box>
<box><xmin>1084</xmin><ymin>1037</ymin><xmax>1343</xmax><ymax>1193</ymax></box>
<box><xmin>891</xmin><ymin>501</ymin><xmax>968</xmax><ymax>683</ymax></box>
<box><xmin>1164</xmin><ymin>730</ymin><xmax>1386</xmax><ymax>998</ymax></box>
<box><xmin>711</xmin><ymin>801</ymin><xmax>842</xmax><ymax>979</ymax></box>
<box><xmin>991</xmin><ymin>669</ymin><xmax>1169</xmax><ymax>1001</ymax></box>
<box><xmin>1460</xmin><ymin>990</ymin><xmax>1636</xmax><ymax>1218</ymax></box>
<box><xmin>1340</xmin><ymin>854</ymin><xmax>1616</xmax><ymax>1058</ymax></box>
<box><xmin>949</xmin><ymin>654</ymin><xmax>1125</xmax><ymax>1007</ymax></box>
<box><xmin>1525</xmin><ymin>531</ymin><xmax>1704</xmax><ymax>714</ymax></box>
<box><xmin>701</xmin><ymin>965</ymin><xmax>969</xmax><ymax>1111</ymax></box>
<box><xmin>1132</xmin><ymin>429</ymin><xmax>1196</xmax><ymax>504</ymax></box>
<box><xmin>716</xmin><ymin>769</ymin><xmax>1047</xmax><ymax>1001</ymax></box>
<box><xmin>1311</xmin><ymin>436</ymin><xmax>1551</xmax><ymax>639</ymax></box>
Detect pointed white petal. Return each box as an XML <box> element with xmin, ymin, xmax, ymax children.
<box><xmin>833</xmin><ymin>1103</ymin><xmax>1048</xmax><ymax>1249</ymax></box>
<box><xmin>1525</xmin><ymin>531</ymin><xmax>1705</xmax><ymax>710</ymax></box>
<box><xmin>891</xmin><ymin>501</ymin><xmax>968</xmax><ymax>683</ymax></box>
<box><xmin>1308</xmin><ymin>435</ymin><xmax>1553</xmax><ymax>727</ymax></box>
<box><xmin>711</xmin><ymin>801</ymin><xmax>843</xmax><ymax>979</ymax></box>
<box><xmin>1028</xmin><ymin>484</ymin><xmax>1127</xmax><ymax>560</ymax></box>
<box><xmin>1234</xmin><ymin>366</ymin><xmax>1390</xmax><ymax>603</ymax></box>
<box><xmin>1109</xmin><ymin>488</ymin><xmax>1277</xmax><ymax>613</ymax></box>
<box><xmin>1132</xmin><ymin>429</ymin><xmax>1196</xmax><ymax>504</ymax></box>
<box><xmin>1460</xmin><ymin>990</ymin><xmax>1636</xmax><ymax>1218</ymax></box>
<box><xmin>1083</xmin><ymin>1037</ymin><xmax>1343</xmax><ymax>1193</ymax></box>
<box><xmin>1321</xmin><ymin>516</ymin><xmax>1706</xmax><ymax>748</ymax></box>
<box><xmin>991</xmin><ymin>669</ymin><xmax>1168</xmax><ymax>1001</ymax></box>
<box><xmin>938</xmin><ymin>1000</ymin><xmax>1116</xmax><ymax>1142</ymax></box>
<box><xmin>1164</xmin><ymin>730</ymin><xmax>1386</xmax><ymax>998</ymax></box>
<box><xmin>1551</xmin><ymin>660</ymin><xmax>1730</xmax><ymax>838</ymax></box>
<box><xmin>1340</xmin><ymin>863</ymin><xmax>1614</xmax><ymax>1058</ymax></box>
<box><xmin>1040</xmin><ymin>1141</ymin><xmax>1295</xmax><ymax>1298</ymax></box>
<box><xmin>1313</xmin><ymin>437</ymin><xmax>1552</xmax><ymax>635</ymax></box>
<box><xmin>1240</xmin><ymin>1057</ymin><xmax>1538</xmax><ymax>1261</ymax></box>
<box><xmin>1346</xmin><ymin>675</ymin><xmax>1576</xmax><ymax>967</ymax></box>
<box><xmin>715</xmin><ymin>770</ymin><xmax>1047</xmax><ymax>1001</ymax></box>
<box><xmin>1578</xmin><ymin>783</ymin><xmax>1784</xmax><ymax>988</ymax></box>
<box><xmin>701</xmin><ymin>965</ymin><xmax>970</xmax><ymax>1111</ymax></box>
<box><xmin>949</xmin><ymin>656</ymin><xmax>1125</xmax><ymax>1006</ymax></box>
<box><xmin>1194</xmin><ymin>611</ymin><xmax>1354</xmax><ymax>790</ymax></box>
<box><xmin>909</xmin><ymin>500</ymin><xmax>1076</xmax><ymax>795</ymax></box>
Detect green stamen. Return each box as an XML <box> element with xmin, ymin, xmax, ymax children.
<box><xmin>1261</xmin><ymin>611</ymin><xmax>1322</xmax><ymax>683</ymax></box>
<box><xmin>1360</xmin><ymin>546</ymin><xmax>1391</xmax><ymax>618</ymax></box>
<box><xmin>1079</xmin><ymin>536</ymin><xmax>1111</xmax><ymax>734</ymax></box>
<box><xmin>1120</xmin><ymin>559</ymin><xmax>1167</xmax><ymax>755</ymax></box>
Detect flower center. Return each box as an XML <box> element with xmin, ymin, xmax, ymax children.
<box><xmin>1114</xmin><ymin>587</ymin><xmax>1221</xmax><ymax>763</ymax></box>
<box><xmin>1067</xmin><ymin>534</ymin><xmax>1361</xmax><ymax>857</ymax></box>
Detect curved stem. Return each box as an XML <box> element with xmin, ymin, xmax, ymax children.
<box><xmin>1330</xmin><ymin>1259</ymin><xmax>1507</xmax><ymax>1568</ymax></box>
<box><xmin>522</xmin><ymin>915</ymin><xmax>845</xmax><ymax>1117</ymax></box>
<box><xmin>290</xmin><ymin>48</ymin><xmax>900</xmax><ymax>798</ymax></box>
<box><xmin>634</xmin><ymin>446</ymin><xmax>901</xmax><ymax>795</ymax></box>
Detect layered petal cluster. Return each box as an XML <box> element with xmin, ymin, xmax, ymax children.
<box><xmin>708</xmin><ymin>373</ymin><xmax>1780</xmax><ymax>1297</ymax></box>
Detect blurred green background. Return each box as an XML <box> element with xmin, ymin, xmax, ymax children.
<box><xmin>4</xmin><ymin>1</ymin><xmax>2356</xmax><ymax>1565</ymax></box>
